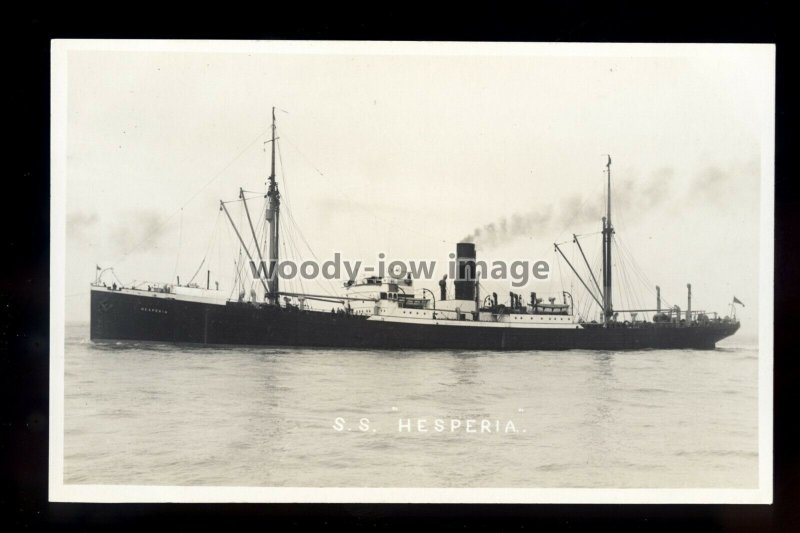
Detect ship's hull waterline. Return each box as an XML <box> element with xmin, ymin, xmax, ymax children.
<box><xmin>90</xmin><ymin>289</ymin><xmax>740</xmax><ymax>351</ymax></box>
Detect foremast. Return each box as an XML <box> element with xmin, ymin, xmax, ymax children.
<box><xmin>266</xmin><ymin>107</ymin><xmax>281</xmax><ymax>304</ymax></box>
<box><xmin>602</xmin><ymin>155</ymin><xmax>614</xmax><ymax>323</ymax></box>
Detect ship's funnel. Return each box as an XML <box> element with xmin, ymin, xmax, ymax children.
<box><xmin>656</xmin><ymin>285</ymin><xmax>661</xmax><ymax>313</ymax></box>
<box><xmin>454</xmin><ymin>242</ymin><xmax>476</xmax><ymax>301</ymax></box>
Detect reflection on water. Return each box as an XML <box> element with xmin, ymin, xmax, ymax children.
<box><xmin>448</xmin><ymin>352</ymin><xmax>483</xmax><ymax>387</ymax></box>
<box><xmin>63</xmin><ymin>325</ymin><xmax>759</xmax><ymax>488</ymax></box>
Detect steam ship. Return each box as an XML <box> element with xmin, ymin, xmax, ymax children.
<box><xmin>90</xmin><ymin>109</ymin><xmax>740</xmax><ymax>350</ymax></box>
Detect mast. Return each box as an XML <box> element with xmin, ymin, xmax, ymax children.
<box><xmin>266</xmin><ymin>107</ymin><xmax>281</xmax><ymax>304</ymax></box>
<box><xmin>554</xmin><ymin>242</ymin><xmax>604</xmax><ymax>311</ymax></box>
<box><xmin>573</xmin><ymin>233</ymin><xmax>603</xmax><ymax>302</ymax></box>
<box><xmin>221</xmin><ymin>201</ymin><xmax>270</xmax><ymax>294</ymax></box>
<box><xmin>602</xmin><ymin>155</ymin><xmax>614</xmax><ymax>323</ymax></box>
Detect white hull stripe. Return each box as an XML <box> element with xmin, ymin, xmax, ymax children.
<box><xmin>367</xmin><ymin>315</ymin><xmax>582</xmax><ymax>329</ymax></box>
<box><xmin>91</xmin><ymin>286</ymin><xmax>229</xmax><ymax>306</ymax></box>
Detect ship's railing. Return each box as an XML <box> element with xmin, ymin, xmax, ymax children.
<box><xmin>344</xmin><ymin>276</ymin><xmax>414</xmax><ymax>288</ymax></box>
<box><xmin>578</xmin><ymin>317</ymin><xmax>739</xmax><ymax>329</ymax></box>
<box><xmin>92</xmin><ymin>280</ymin><xmax>175</xmax><ymax>294</ymax></box>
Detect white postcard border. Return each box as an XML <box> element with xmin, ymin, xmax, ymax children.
<box><xmin>49</xmin><ymin>39</ymin><xmax>775</xmax><ymax>504</ymax></box>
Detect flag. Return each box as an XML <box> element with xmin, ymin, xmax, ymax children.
<box><xmin>733</xmin><ymin>296</ymin><xmax>745</xmax><ymax>306</ymax></box>
<box><xmin>96</xmin><ymin>265</ymin><xmax>101</xmax><ymax>271</ymax></box>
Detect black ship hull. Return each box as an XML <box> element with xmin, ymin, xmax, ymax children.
<box><xmin>90</xmin><ymin>289</ymin><xmax>740</xmax><ymax>351</ymax></box>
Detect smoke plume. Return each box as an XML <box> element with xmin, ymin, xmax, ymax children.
<box><xmin>461</xmin><ymin>160</ymin><xmax>756</xmax><ymax>249</ymax></box>
<box><xmin>67</xmin><ymin>211</ymin><xmax>99</xmax><ymax>240</ymax></box>
<box><xmin>110</xmin><ymin>209</ymin><xmax>171</xmax><ymax>253</ymax></box>
<box><xmin>462</xmin><ymin>166</ymin><xmax>677</xmax><ymax>248</ymax></box>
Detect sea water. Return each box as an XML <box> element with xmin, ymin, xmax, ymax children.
<box><xmin>62</xmin><ymin>324</ymin><xmax>759</xmax><ymax>488</ymax></box>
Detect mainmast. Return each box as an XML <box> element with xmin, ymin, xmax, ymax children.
<box><xmin>602</xmin><ymin>155</ymin><xmax>614</xmax><ymax>323</ymax></box>
<box><xmin>266</xmin><ymin>107</ymin><xmax>281</xmax><ymax>304</ymax></box>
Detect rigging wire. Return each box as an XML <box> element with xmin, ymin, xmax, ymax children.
<box><xmin>277</xmin><ymin>140</ymin><xmax>340</xmax><ymax>297</ymax></box>
<box><xmin>223</xmin><ymin>216</ymin><xmax>240</xmax><ymax>300</ymax></box>
<box><xmin>251</xmin><ymin>199</ymin><xmax>268</xmax><ymax>298</ymax></box>
<box><xmin>610</xmin><ymin>173</ymin><xmax>658</xmax><ymax>315</ymax></box>
<box><xmin>611</xmin><ymin>238</ymin><xmax>632</xmax><ymax>318</ymax></box>
<box><xmin>618</xmin><ymin>244</ymin><xmax>637</xmax><ymax>315</ymax></box>
<box><xmin>619</xmin><ymin>234</ymin><xmax>671</xmax><ymax>308</ymax></box>
<box><xmin>229</xmin><ymin>249</ymin><xmax>243</xmax><ymax>301</ymax></box>
<box><xmin>111</xmin><ymin>126</ymin><xmax>272</xmax><ymax>268</ymax></box>
<box><xmin>225</xmin><ymin>198</ymin><xmax>267</xmax><ymax>301</ymax></box>
<box><xmin>280</xmin><ymin>133</ymin><xmax>327</xmax><ymax>179</ymax></box>
<box><xmin>558</xmin><ymin>231</ymin><xmax>607</xmax><ymax>321</ymax></box>
<box><xmin>581</xmin><ymin>237</ymin><xmax>602</xmax><ymax>318</ymax></box>
<box><xmin>216</xmin><ymin>209</ymin><xmax>223</xmax><ymax>290</ymax></box>
<box><xmin>111</xmin><ymin>269</ymin><xmax>125</xmax><ymax>288</ymax></box>
<box><xmin>281</xmin><ymin>239</ymin><xmax>293</xmax><ymax>296</ymax></box>
<box><xmin>555</xmin><ymin>247</ymin><xmax>567</xmax><ymax>314</ymax></box>
<box><xmin>281</xmin><ymin>131</ymin><xmax>456</xmax><ymax>246</ymax></box>
<box><xmin>551</xmin><ymin>176</ymin><xmax>605</xmax><ymax>246</ymax></box>
<box><xmin>173</xmin><ymin>208</ymin><xmax>183</xmax><ymax>282</ymax></box>
<box><xmin>187</xmin><ymin>210</ymin><xmax>222</xmax><ymax>286</ymax></box>
<box><xmin>286</xmin><ymin>222</ymin><xmax>309</xmax><ymax>296</ymax></box>
<box><xmin>592</xmin><ymin>240</ymin><xmax>604</xmax><ymax>320</ymax></box>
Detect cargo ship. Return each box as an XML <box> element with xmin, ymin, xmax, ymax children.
<box><xmin>90</xmin><ymin>109</ymin><xmax>740</xmax><ymax>350</ymax></box>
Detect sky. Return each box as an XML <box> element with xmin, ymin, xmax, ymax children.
<box><xmin>57</xmin><ymin>42</ymin><xmax>774</xmax><ymax>338</ymax></box>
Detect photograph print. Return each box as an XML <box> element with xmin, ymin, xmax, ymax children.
<box><xmin>50</xmin><ymin>40</ymin><xmax>774</xmax><ymax>503</ymax></box>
